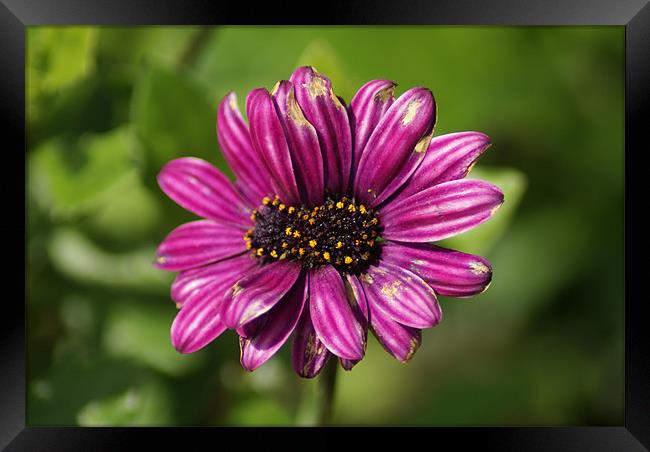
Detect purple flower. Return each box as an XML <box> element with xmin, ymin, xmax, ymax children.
<box><xmin>155</xmin><ymin>67</ymin><xmax>503</xmax><ymax>377</ymax></box>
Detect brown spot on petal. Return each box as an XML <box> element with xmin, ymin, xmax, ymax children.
<box><xmin>402</xmin><ymin>98</ymin><xmax>423</xmax><ymax>126</ymax></box>
<box><xmin>380</xmin><ymin>280</ymin><xmax>401</xmax><ymax>299</ymax></box>
<box><xmin>329</xmin><ymin>88</ymin><xmax>344</xmax><ymax>109</ymax></box>
<box><xmin>228</xmin><ymin>95</ymin><xmax>238</xmax><ymax>111</ymax></box>
<box><xmin>286</xmin><ymin>88</ymin><xmax>311</xmax><ymax>127</ymax></box>
<box><xmin>469</xmin><ymin>261</ymin><xmax>490</xmax><ymax>275</ymax></box>
<box><xmin>403</xmin><ymin>337</ymin><xmax>421</xmax><ymax>362</ymax></box>
<box><xmin>307</xmin><ymin>74</ymin><xmax>328</xmax><ymax>97</ymax></box>
<box><xmin>414</xmin><ymin>132</ymin><xmax>433</xmax><ymax>153</ymax></box>
<box><xmin>232</xmin><ymin>283</ymin><xmax>243</xmax><ymax>297</ymax></box>
<box><xmin>361</xmin><ymin>273</ymin><xmax>374</xmax><ymax>284</ymax></box>
<box><xmin>374</xmin><ymin>84</ymin><xmax>396</xmax><ymax>103</ymax></box>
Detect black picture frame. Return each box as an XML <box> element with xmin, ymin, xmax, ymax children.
<box><xmin>5</xmin><ymin>0</ymin><xmax>648</xmax><ymax>449</ymax></box>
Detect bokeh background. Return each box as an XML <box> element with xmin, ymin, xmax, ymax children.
<box><xmin>26</xmin><ymin>26</ymin><xmax>624</xmax><ymax>426</ymax></box>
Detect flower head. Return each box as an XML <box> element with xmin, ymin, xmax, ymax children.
<box><xmin>155</xmin><ymin>66</ymin><xmax>504</xmax><ymax>377</ymax></box>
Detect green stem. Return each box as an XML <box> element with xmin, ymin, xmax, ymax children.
<box><xmin>317</xmin><ymin>358</ymin><xmax>338</xmax><ymax>425</ymax></box>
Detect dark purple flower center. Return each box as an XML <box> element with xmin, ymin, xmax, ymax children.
<box><xmin>245</xmin><ymin>195</ymin><xmax>383</xmax><ymax>274</ymax></box>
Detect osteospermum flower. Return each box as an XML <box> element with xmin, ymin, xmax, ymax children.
<box><xmin>155</xmin><ymin>67</ymin><xmax>504</xmax><ymax>377</ymax></box>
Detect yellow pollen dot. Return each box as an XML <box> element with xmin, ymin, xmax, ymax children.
<box><xmin>313</xmin><ymin>206</ymin><xmax>319</xmax><ymax>211</ymax></box>
<box><xmin>355</xmin><ymin>240</ymin><xmax>360</xmax><ymax>246</ymax></box>
<box><xmin>250</xmin><ymin>213</ymin><xmax>257</xmax><ymax>220</ymax></box>
<box><xmin>299</xmin><ymin>248</ymin><xmax>305</xmax><ymax>256</ymax></box>
<box><xmin>371</xmin><ymin>218</ymin><xmax>378</xmax><ymax>225</ymax></box>
<box><xmin>285</xmin><ymin>227</ymin><xmax>292</xmax><ymax>236</ymax></box>
<box><xmin>281</xmin><ymin>242</ymin><xmax>288</xmax><ymax>249</ymax></box>
<box><xmin>323</xmin><ymin>252</ymin><xmax>331</xmax><ymax>260</ymax></box>
<box><xmin>348</xmin><ymin>204</ymin><xmax>356</xmax><ymax>212</ymax></box>
<box><xmin>262</xmin><ymin>197</ymin><xmax>271</xmax><ymax>205</ymax></box>
<box><xmin>279</xmin><ymin>204</ymin><xmax>286</xmax><ymax>211</ymax></box>
<box><xmin>308</xmin><ymin>218</ymin><xmax>316</xmax><ymax>225</ymax></box>
<box><xmin>288</xmin><ymin>206</ymin><xmax>296</xmax><ymax>214</ymax></box>
<box><xmin>359</xmin><ymin>205</ymin><xmax>367</xmax><ymax>214</ymax></box>
<box><xmin>245</xmin><ymin>242</ymin><xmax>252</xmax><ymax>249</ymax></box>
<box><xmin>256</xmin><ymin>248</ymin><xmax>264</xmax><ymax>256</ymax></box>
<box><xmin>336</xmin><ymin>241</ymin><xmax>343</xmax><ymax>249</ymax></box>
<box><xmin>362</xmin><ymin>234</ymin><xmax>368</xmax><ymax>240</ymax></box>
<box><xmin>270</xmin><ymin>250</ymin><xmax>278</xmax><ymax>258</ymax></box>
<box><xmin>344</xmin><ymin>256</ymin><xmax>353</xmax><ymax>264</ymax></box>
<box><xmin>336</xmin><ymin>201</ymin><xmax>344</xmax><ymax>209</ymax></box>
<box><xmin>293</xmin><ymin>231</ymin><xmax>301</xmax><ymax>238</ymax></box>
<box><xmin>302</xmin><ymin>214</ymin><xmax>309</xmax><ymax>220</ymax></box>
<box><xmin>309</xmin><ymin>240</ymin><xmax>317</xmax><ymax>248</ymax></box>
<box><xmin>313</xmin><ymin>251</ymin><xmax>320</xmax><ymax>256</ymax></box>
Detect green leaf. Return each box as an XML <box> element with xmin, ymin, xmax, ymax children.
<box><xmin>77</xmin><ymin>376</ymin><xmax>173</xmax><ymax>426</ymax></box>
<box><xmin>28</xmin><ymin>127</ymin><xmax>137</xmax><ymax>218</ymax></box>
<box><xmin>103</xmin><ymin>301</ymin><xmax>204</xmax><ymax>377</ymax></box>
<box><xmin>130</xmin><ymin>64</ymin><xmax>227</xmax><ymax>174</ymax></box>
<box><xmin>440</xmin><ymin>166</ymin><xmax>527</xmax><ymax>254</ymax></box>
<box><xmin>28</xmin><ymin>27</ymin><xmax>98</xmax><ymax>119</ymax></box>
<box><xmin>47</xmin><ymin>227</ymin><xmax>171</xmax><ymax>293</ymax></box>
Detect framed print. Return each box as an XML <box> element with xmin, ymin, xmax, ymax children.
<box><xmin>4</xmin><ymin>0</ymin><xmax>649</xmax><ymax>449</ymax></box>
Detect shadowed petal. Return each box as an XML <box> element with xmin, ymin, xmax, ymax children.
<box><xmin>309</xmin><ymin>266</ymin><xmax>365</xmax><ymax>360</ymax></box>
<box><xmin>360</xmin><ymin>263</ymin><xmax>441</xmax><ymax>329</ymax></box>
<box><xmin>392</xmin><ymin>132</ymin><xmax>491</xmax><ymax>203</ymax></box>
<box><xmin>171</xmin><ymin>253</ymin><xmax>257</xmax><ymax>306</ymax></box>
<box><xmin>292</xmin><ymin>309</ymin><xmax>332</xmax><ymax>378</ymax></box>
<box><xmin>290</xmin><ymin>67</ymin><xmax>352</xmax><ymax>194</ymax></box>
<box><xmin>246</xmin><ymin>88</ymin><xmax>301</xmax><ymax>205</ymax></box>
<box><xmin>240</xmin><ymin>275</ymin><xmax>307</xmax><ymax>371</ymax></box>
<box><xmin>217</xmin><ymin>92</ymin><xmax>274</xmax><ymax>205</ymax></box>
<box><xmin>382</xmin><ymin>242</ymin><xmax>492</xmax><ymax>297</ymax></box>
<box><xmin>272</xmin><ymin>80</ymin><xmax>324</xmax><ymax>206</ymax></box>
<box><xmin>171</xmin><ymin>278</ymin><xmax>231</xmax><ymax>354</ymax></box>
<box><xmin>155</xmin><ymin>220</ymin><xmax>247</xmax><ymax>271</ymax></box>
<box><xmin>222</xmin><ymin>261</ymin><xmax>302</xmax><ymax>329</ymax></box>
<box><xmin>349</xmin><ymin>79</ymin><xmax>396</xmax><ymax>181</ymax></box>
<box><xmin>157</xmin><ymin>157</ymin><xmax>252</xmax><ymax>227</ymax></box>
<box><xmin>380</xmin><ymin>179</ymin><xmax>504</xmax><ymax>243</ymax></box>
<box><xmin>369</xmin><ymin>300</ymin><xmax>422</xmax><ymax>363</ymax></box>
<box><xmin>354</xmin><ymin>87</ymin><xmax>436</xmax><ymax>207</ymax></box>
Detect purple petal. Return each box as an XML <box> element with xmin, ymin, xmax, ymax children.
<box><xmin>157</xmin><ymin>157</ymin><xmax>252</xmax><ymax>227</ymax></box>
<box><xmin>349</xmin><ymin>79</ymin><xmax>396</xmax><ymax>181</ymax></box>
<box><xmin>240</xmin><ymin>274</ymin><xmax>307</xmax><ymax>371</ymax></box>
<box><xmin>171</xmin><ymin>253</ymin><xmax>257</xmax><ymax>305</ymax></box>
<box><xmin>271</xmin><ymin>80</ymin><xmax>324</xmax><ymax>206</ymax></box>
<box><xmin>380</xmin><ymin>179</ymin><xmax>505</xmax><ymax>243</ymax></box>
<box><xmin>354</xmin><ymin>87</ymin><xmax>436</xmax><ymax>207</ymax></box>
<box><xmin>309</xmin><ymin>266</ymin><xmax>365</xmax><ymax>360</ymax></box>
<box><xmin>392</xmin><ymin>132</ymin><xmax>492</xmax><ymax>203</ymax></box>
<box><xmin>221</xmin><ymin>261</ymin><xmax>302</xmax><ymax>329</ymax></box>
<box><xmin>381</xmin><ymin>242</ymin><xmax>492</xmax><ymax>297</ymax></box>
<box><xmin>155</xmin><ymin>220</ymin><xmax>247</xmax><ymax>271</ymax></box>
<box><xmin>246</xmin><ymin>88</ymin><xmax>301</xmax><ymax>205</ymax></box>
<box><xmin>290</xmin><ymin>67</ymin><xmax>352</xmax><ymax>194</ymax></box>
<box><xmin>361</xmin><ymin>263</ymin><xmax>441</xmax><ymax>329</ymax></box>
<box><xmin>171</xmin><ymin>278</ymin><xmax>230</xmax><ymax>354</ymax></box>
<box><xmin>369</xmin><ymin>300</ymin><xmax>422</xmax><ymax>363</ymax></box>
<box><xmin>339</xmin><ymin>274</ymin><xmax>371</xmax><ymax>371</ymax></box>
<box><xmin>217</xmin><ymin>92</ymin><xmax>274</xmax><ymax>205</ymax></box>
<box><xmin>292</xmin><ymin>309</ymin><xmax>332</xmax><ymax>378</ymax></box>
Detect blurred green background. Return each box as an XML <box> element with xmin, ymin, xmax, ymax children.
<box><xmin>26</xmin><ymin>26</ymin><xmax>623</xmax><ymax>426</ymax></box>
